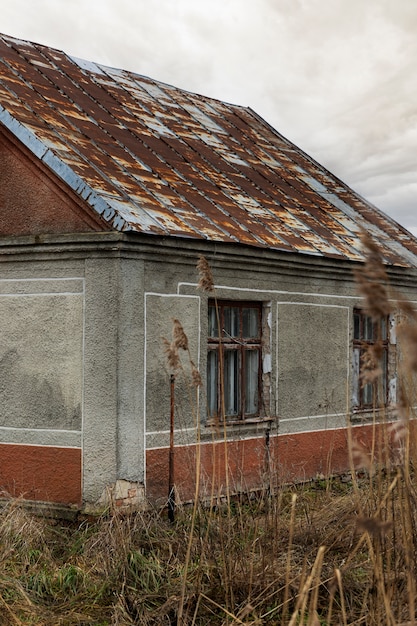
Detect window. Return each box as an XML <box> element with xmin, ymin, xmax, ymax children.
<box><xmin>352</xmin><ymin>309</ymin><xmax>388</xmax><ymax>410</ymax></box>
<box><xmin>207</xmin><ymin>301</ymin><xmax>262</xmax><ymax>421</ymax></box>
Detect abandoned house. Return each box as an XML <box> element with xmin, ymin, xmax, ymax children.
<box><xmin>0</xmin><ymin>33</ymin><xmax>417</xmax><ymax>512</ymax></box>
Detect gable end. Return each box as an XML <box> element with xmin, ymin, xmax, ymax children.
<box><xmin>0</xmin><ymin>125</ymin><xmax>110</xmax><ymax>236</ymax></box>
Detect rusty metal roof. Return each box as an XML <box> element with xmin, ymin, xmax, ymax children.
<box><xmin>1</xmin><ymin>33</ymin><xmax>417</xmax><ymax>267</ymax></box>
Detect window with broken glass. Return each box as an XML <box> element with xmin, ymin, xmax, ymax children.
<box><xmin>352</xmin><ymin>309</ymin><xmax>388</xmax><ymax>410</ymax></box>
<box><xmin>207</xmin><ymin>301</ymin><xmax>262</xmax><ymax>421</ymax></box>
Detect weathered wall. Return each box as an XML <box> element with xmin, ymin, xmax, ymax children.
<box><xmin>0</xmin><ymin>273</ymin><xmax>83</xmax><ymax>504</ymax></box>
<box><xmin>142</xmin><ymin>247</ymin><xmax>358</xmax><ymax>453</ymax></box>
<box><xmin>0</xmin><ymin>280</ymin><xmax>83</xmax><ymax>431</ymax></box>
<box><xmin>276</xmin><ymin>303</ymin><xmax>349</xmax><ymax>430</ymax></box>
<box><xmin>141</xmin><ymin>240</ymin><xmax>417</xmax><ymax>503</ymax></box>
<box><xmin>146</xmin><ymin>421</ymin><xmax>405</xmax><ymax>503</ymax></box>
<box><xmin>0</xmin><ymin>237</ymin><xmax>147</xmax><ymax>508</ymax></box>
<box><xmin>82</xmin><ymin>256</ymin><xmax>119</xmax><ymax>503</ymax></box>
<box><xmin>116</xmin><ymin>259</ymin><xmax>146</xmax><ymax>483</ymax></box>
<box><xmin>0</xmin><ymin>233</ymin><xmax>416</xmax><ymax>509</ymax></box>
<box><xmin>145</xmin><ymin>293</ymin><xmax>200</xmax><ymax>447</ymax></box>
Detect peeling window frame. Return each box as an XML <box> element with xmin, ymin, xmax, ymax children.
<box><xmin>207</xmin><ymin>300</ymin><xmax>264</xmax><ymax>423</ymax></box>
<box><xmin>352</xmin><ymin>309</ymin><xmax>389</xmax><ymax>411</ymax></box>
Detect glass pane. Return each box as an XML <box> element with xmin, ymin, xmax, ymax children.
<box><xmin>353</xmin><ymin>312</ymin><xmax>360</xmax><ymax>340</ymax></box>
<box><xmin>352</xmin><ymin>347</ymin><xmax>360</xmax><ymax>406</ymax></box>
<box><xmin>380</xmin><ymin>317</ymin><xmax>387</xmax><ymax>341</ymax></box>
<box><xmin>243</xmin><ymin>307</ymin><xmax>259</xmax><ymax>338</ymax></box>
<box><xmin>224</xmin><ymin>349</ymin><xmax>240</xmax><ymax>416</ymax></box>
<box><xmin>380</xmin><ymin>348</ymin><xmax>388</xmax><ymax>403</ymax></box>
<box><xmin>363</xmin><ymin>316</ymin><xmax>374</xmax><ymax>341</ymax></box>
<box><xmin>244</xmin><ymin>349</ymin><xmax>259</xmax><ymax>414</ymax></box>
<box><xmin>208</xmin><ymin>305</ymin><xmax>218</xmax><ymax>337</ymax></box>
<box><xmin>207</xmin><ymin>350</ymin><xmax>218</xmax><ymax>417</ymax></box>
<box><xmin>362</xmin><ymin>381</ymin><xmax>373</xmax><ymax>406</ymax></box>
<box><xmin>224</xmin><ymin>307</ymin><xmax>239</xmax><ymax>338</ymax></box>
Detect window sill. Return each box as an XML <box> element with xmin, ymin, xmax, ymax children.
<box><xmin>204</xmin><ymin>416</ymin><xmax>276</xmax><ymax>430</ymax></box>
<box><xmin>350</xmin><ymin>407</ymin><xmax>390</xmax><ymax>424</ymax></box>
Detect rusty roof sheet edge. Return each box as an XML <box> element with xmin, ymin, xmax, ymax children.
<box><xmin>244</xmin><ymin>106</ymin><xmax>417</xmax><ymax>267</ymax></box>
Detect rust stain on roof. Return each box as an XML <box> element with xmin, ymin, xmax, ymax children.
<box><xmin>1</xmin><ymin>33</ymin><xmax>417</xmax><ymax>266</ymax></box>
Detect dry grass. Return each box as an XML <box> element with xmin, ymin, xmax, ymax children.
<box><xmin>0</xmin><ymin>471</ymin><xmax>417</xmax><ymax>625</ymax></box>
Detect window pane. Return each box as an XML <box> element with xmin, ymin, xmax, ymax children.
<box><xmin>352</xmin><ymin>347</ymin><xmax>360</xmax><ymax>406</ymax></box>
<box><xmin>207</xmin><ymin>300</ymin><xmax>263</xmax><ymax>421</ymax></box>
<box><xmin>362</xmin><ymin>381</ymin><xmax>373</xmax><ymax>406</ymax></box>
<box><xmin>224</xmin><ymin>307</ymin><xmax>239</xmax><ymax>338</ymax></box>
<box><xmin>224</xmin><ymin>349</ymin><xmax>240</xmax><ymax>416</ymax></box>
<box><xmin>207</xmin><ymin>349</ymin><xmax>218</xmax><ymax>417</ymax></box>
<box><xmin>363</xmin><ymin>316</ymin><xmax>374</xmax><ymax>341</ymax></box>
<box><xmin>380</xmin><ymin>348</ymin><xmax>388</xmax><ymax>403</ymax></box>
<box><xmin>354</xmin><ymin>312</ymin><xmax>360</xmax><ymax>340</ymax></box>
<box><xmin>380</xmin><ymin>317</ymin><xmax>387</xmax><ymax>341</ymax></box>
<box><xmin>243</xmin><ymin>307</ymin><xmax>259</xmax><ymax>338</ymax></box>
<box><xmin>208</xmin><ymin>305</ymin><xmax>218</xmax><ymax>337</ymax></box>
<box><xmin>244</xmin><ymin>349</ymin><xmax>259</xmax><ymax>414</ymax></box>
<box><xmin>352</xmin><ymin>309</ymin><xmax>390</xmax><ymax>410</ymax></box>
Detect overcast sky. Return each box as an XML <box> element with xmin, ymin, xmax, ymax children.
<box><xmin>2</xmin><ymin>0</ymin><xmax>417</xmax><ymax>235</ymax></box>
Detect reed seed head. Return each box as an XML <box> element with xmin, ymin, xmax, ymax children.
<box><xmin>360</xmin><ymin>343</ymin><xmax>383</xmax><ymax>386</ymax></box>
<box><xmin>351</xmin><ymin>440</ymin><xmax>372</xmax><ymax>470</ymax></box>
<box><xmin>197</xmin><ymin>255</ymin><xmax>214</xmax><ymax>293</ymax></box>
<box><xmin>356</xmin><ymin>515</ymin><xmax>392</xmax><ymax>538</ymax></box>
<box><xmin>398</xmin><ymin>323</ymin><xmax>417</xmax><ymax>372</ymax></box>
<box><xmin>162</xmin><ymin>337</ymin><xmax>180</xmax><ymax>371</ymax></box>
<box><xmin>172</xmin><ymin>318</ymin><xmax>189</xmax><ymax>351</ymax></box>
<box><xmin>190</xmin><ymin>360</ymin><xmax>202</xmax><ymax>387</ymax></box>
<box><xmin>355</xmin><ymin>231</ymin><xmax>391</xmax><ymax>320</ymax></box>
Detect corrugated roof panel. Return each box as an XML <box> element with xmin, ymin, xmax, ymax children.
<box><xmin>1</xmin><ymin>33</ymin><xmax>417</xmax><ymax>266</ymax></box>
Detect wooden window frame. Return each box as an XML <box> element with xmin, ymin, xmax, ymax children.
<box><xmin>207</xmin><ymin>300</ymin><xmax>262</xmax><ymax>422</ymax></box>
<box><xmin>352</xmin><ymin>309</ymin><xmax>389</xmax><ymax>410</ymax></box>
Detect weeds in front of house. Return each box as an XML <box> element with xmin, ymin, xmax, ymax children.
<box><xmin>2</xmin><ymin>240</ymin><xmax>417</xmax><ymax>624</ymax></box>
<box><xmin>2</xmin><ymin>473</ymin><xmax>417</xmax><ymax>625</ymax></box>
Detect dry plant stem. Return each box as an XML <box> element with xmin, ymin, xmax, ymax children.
<box><xmin>177</xmin><ymin>353</ymin><xmax>202</xmax><ymax>625</ymax></box>
<box><xmin>197</xmin><ymin>256</ymin><xmax>230</xmax><ymax>510</ymax></box>
<box><xmin>214</xmin><ymin>295</ymin><xmax>231</xmax><ymax>507</ymax></box>
<box><xmin>356</xmin><ymin>475</ymin><xmax>400</xmax><ymax>626</ymax></box>
<box><xmin>201</xmin><ymin>260</ymin><xmax>233</xmax><ymax>608</ymax></box>
<box><xmin>369</xmin><ymin>410</ymin><xmax>377</xmax><ymax>500</ymax></box>
<box><xmin>308</xmin><ymin>556</ymin><xmax>324</xmax><ymax>625</ymax></box>
<box><xmin>346</xmin><ymin>419</ymin><xmax>363</xmax><ymax>518</ymax></box>
<box><xmin>0</xmin><ymin>592</ymin><xmax>23</xmax><ymax>626</ymax></box>
<box><xmin>342</xmin><ymin>472</ymin><xmax>399</xmax><ymax>576</ymax></box>
<box><xmin>211</xmin><ymin>296</ymin><xmax>234</xmax><ymax>610</ymax></box>
<box><xmin>248</xmin><ymin>519</ymin><xmax>257</xmax><ymax>599</ymax></box>
<box><xmin>288</xmin><ymin>545</ymin><xmax>326</xmax><ymax>626</ymax></box>
<box><xmin>199</xmin><ymin>593</ymin><xmax>245</xmax><ymax>624</ymax></box>
<box><xmin>399</xmin><ymin>473</ymin><xmax>416</xmax><ymax>624</ymax></box>
<box><xmin>282</xmin><ymin>493</ymin><xmax>297</xmax><ymax>623</ymax></box>
<box><xmin>191</xmin><ymin>593</ymin><xmax>202</xmax><ymax>626</ymax></box>
<box><xmin>335</xmin><ymin>568</ymin><xmax>347</xmax><ymax>626</ymax></box>
<box><xmin>326</xmin><ymin>579</ymin><xmax>335</xmax><ymax>625</ymax></box>
<box><xmin>370</xmin><ymin>538</ymin><xmax>395</xmax><ymax>626</ymax></box>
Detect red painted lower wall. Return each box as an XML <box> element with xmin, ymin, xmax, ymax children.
<box><xmin>0</xmin><ymin>443</ymin><xmax>82</xmax><ymax>505</ymax></box>
<box><xmin>146</xmin><ymin>422</ymin><xmax>404</xmax><ymax>504</ymax></box>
